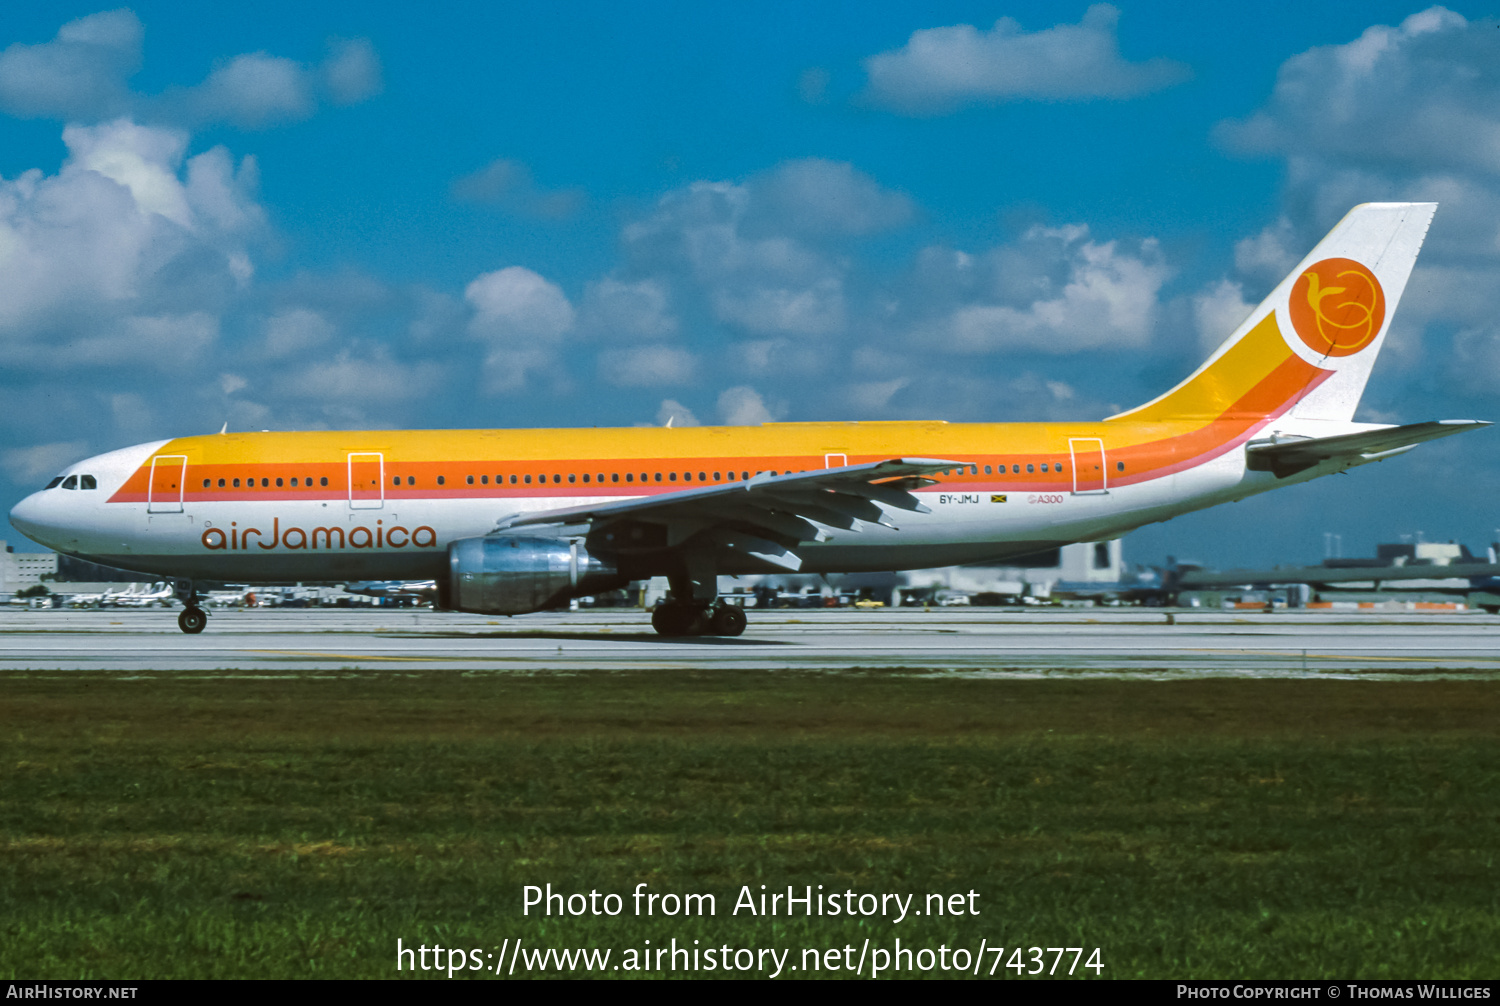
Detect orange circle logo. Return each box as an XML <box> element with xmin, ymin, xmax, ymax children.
<box><xmin>1288</xmin><ymin>258</ymin><xmax>1385</xmax><ymax>358</ymax></box>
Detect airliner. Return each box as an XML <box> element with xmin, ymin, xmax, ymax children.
<box><xmin>8</xmin><ymin>203</ymin><xmax>1487</xmax><ymax>636</ymax></box>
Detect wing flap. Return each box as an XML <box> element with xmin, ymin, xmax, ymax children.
<box><xmin>494</xmin><ymin>457</ymin><xmax>958</xmax><ymax>554</ymax></box>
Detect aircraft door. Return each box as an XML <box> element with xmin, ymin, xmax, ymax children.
<box><xmin>1068</xmin><ymin>439</ymin><xmax>1108</xmax><ymax>495</ymax></box>
<box><xmin>147</xmin><ymin>455</ymin><xmax>187</xmax><ymax>513</ymax></box>
<box><xmin>348</xmin><ymin>452</ymin><xmax>384</xmax><ymax>509</ymax></box>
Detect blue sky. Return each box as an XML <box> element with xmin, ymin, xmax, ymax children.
<box><xmin>4</xmin><ymin>2</ymin><xmax>1500</xmax><ymax>569</ymax></box>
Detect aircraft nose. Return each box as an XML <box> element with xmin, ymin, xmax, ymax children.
<box><xmin>9</xmin><ymin>492</ymin><xmax>62</xmax><ymax>550</ymax></box>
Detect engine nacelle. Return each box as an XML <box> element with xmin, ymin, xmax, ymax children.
<box><xmin>442</xmin><ymin>534</ymin><xmax>623</xmax><ymax>615</ymax></box>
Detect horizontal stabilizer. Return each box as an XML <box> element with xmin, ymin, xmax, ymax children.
<box><xmin>1246</xmin><ymin>420</ymin><xmax>1489</xmax><ymax>478</ymax></box>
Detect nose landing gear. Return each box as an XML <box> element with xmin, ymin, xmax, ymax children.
<box><xmin>173</xmin><ymin>580</ymin><xmax>208</xmax><ymax>634</ymax></box>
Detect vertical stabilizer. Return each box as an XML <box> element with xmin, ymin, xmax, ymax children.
<box><xmin>1111</xmin><ymin>203</ymin><xmax>1436</xmax><ymax>423</ymax></box>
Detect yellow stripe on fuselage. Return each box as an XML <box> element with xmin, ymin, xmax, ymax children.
<box><xmin>1110</xmin><ymin>313</ymin><xmax>1306</xmax><ymax>423</ymax></box>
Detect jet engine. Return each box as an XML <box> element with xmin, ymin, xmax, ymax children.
<box><xmin>441</xmin><ymin>534</ymin><xmax>624</xmax><ymax>615</ymax></box>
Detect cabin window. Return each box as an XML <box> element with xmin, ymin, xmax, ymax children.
<box><xmin>714</xmin><ymin>472</ymin><xmax>721</xmax><ymax>481</ymax></box>
<box><xmin>218</xmin><ymin>478</ymin><xmax>226</xmax><ymax>488</ymax></box>
<box><xmin>320</xmin><ymin>477</ymin><xmax>328</xmax><ymax>487</ymax></box>
<box><xmin>233</xmin><ymin>478</ymin><xmax>241</xmax><ymax>487</ymax></box>
<box><xmin>612</xmin><ymin>473</ymin><xmax>619</xmax><ymax>483</ymax></box>
<box><xmin>437</xmin><ymin>476</ymin><xmax>446</xmax><ymax>486</ymax></box>
<box><xmin>669</xmin><ymin>472</ymin><xmax>678</xmax><ymax>482</ymax></box>
<box><xmin>524</xmin><ymin>475</ymin><xmax>532</xmax><ymax>484</ymax></box>
<box><xmin>393</xmin><ymin>476</ymin><xmax>400</xmax><ymax>486</ymax></box>
<box><xmin>482</xmin><ymin>475</ymin><xmax>490</xmax><ymax>484</ymax></box>
<box><xmin>1040</xmin><ymin>463</ymin><xmax>1048</xmax><ymax>473</ymax></box>
<box><xmin>466</xmin><ymin>475</ymin><xmax>474</xmax><ymax>485</ymax></box>
<box><xmin>625</xmin><ymin>473</ymin><xmax>633</xmax><ymax>483</ymax></box>
<box><xmin>698</xmin><ymin>472</ymin><xmax>706</xmax><ymax>481</ymax></box>
<box><xmin>1026</xmin><ymin>464</ymin><xmax>1035</xmax><ymax>473</ymax></box>
<box><xmin>203</xmin><ymin>479</ymin><xmax>211</xmax><ymax>488</ymax></box>
<box><xmin>276</xmin><ymin>477</ymin><xmax>284</xmax><ymax>487</ymax></box>
<box><xmin>1117</xmin><ymin>461</ymin><xmax>1125</xmax><ymax>471</ymax></box>
<box><xmin>654</xmin><ymin>473</ymin><xmax>662</xmax><ymax>482</ymax></box>
<box><xmin>582</xmin><ymin>474</ymin><xmax>589</xmax><ymax>484</ymax></box>
<box><xmin>261</xmin><ymin>478</ymin><xmax>269</xmax><ymax>487</ymax></box>
<box><xmin>1057</xmin><ymin>463</ymin><xmax>1066</xmax><ymax>473</ymax></box>
<box><xmin>510</xmin><ymin>475</ymin><xmax>517</xmax><ymax>484</ymax></box>
<box><xmin>569</xmin><ymin>474</ymin><xmax>576</xmax><ymax>484</ymax></box>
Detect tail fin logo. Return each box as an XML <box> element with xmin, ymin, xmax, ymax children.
<box><xmin>1288</xmin><ymin>258</ymin><xmax>1385</xmax><ymax>358</ymax></box>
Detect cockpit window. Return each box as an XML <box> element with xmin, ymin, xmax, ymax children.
<box><xmin>61</xmin><ymin>475</ymin><xmax>78</xmax><ymax>490</ymax></box>
<box><xmin>45</xmin><ymin>477</ymin><xmax>63</xmax><ymax>489</ymax></box>
<box><xmin>80</xmin><ymin>475</ymin><xmax>97</xmax><ymax>490</ymax></box>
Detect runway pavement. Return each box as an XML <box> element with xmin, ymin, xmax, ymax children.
<box><xmin>4</xmin><ymin>605</ymin><xmax>1500</xmax><ymax>678</ymax></box>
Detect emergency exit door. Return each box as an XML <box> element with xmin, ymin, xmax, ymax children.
<box><xmin>1068</xmin><ymin>438</ymin><xmax>1108</xmax><ymax>495</ymax></box>
<box><xmin>348</xmin><ymin>452</ymin><xmax>384</xmax><ymax>509</ymax></box>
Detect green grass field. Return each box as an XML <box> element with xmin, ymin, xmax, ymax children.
<box><xmin>1</xmin><ymin>669</ymin><xmax>1496</xmax><ymax>979</ymax></box>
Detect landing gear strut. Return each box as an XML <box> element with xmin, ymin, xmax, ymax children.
<box><xmin>173</xmin><ymin>580</ymin><xmax>208</xmax><ymax>634</ymax></box>
<box><xmin>651</xmin><ymin>601</ymin><xmax>747</xmax><ymax>637</ymax></box>
<box><xmin>650</xmin><ymin>557</ymin><xmax>746</xmax><ymax>637</ymax></box>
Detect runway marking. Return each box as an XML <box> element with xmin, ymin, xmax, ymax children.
<box><xmin>1184</xmin><ymin>647</ymin><xmax>1500</xmax><ymax>663</ymax></box>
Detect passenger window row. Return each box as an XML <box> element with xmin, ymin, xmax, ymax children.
<box><xmin>201</xmin><ymin>477</ymin><xmax>330</xmax><ymax>488</ymax></box>
<box><xmin>186</xmin><ymin>459</ymin><xmax>1130</xmax><ymax>493</ymax></box>
<box><xmin>435</xmin><ymin>470</ymin><xmax>765</xmax><ymax>487</ymax></box>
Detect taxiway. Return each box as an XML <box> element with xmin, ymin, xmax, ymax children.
<box><xmin>3</xmin><ymin>607</ymin><xmax>1499</xmax><ymax>678</ymax></box>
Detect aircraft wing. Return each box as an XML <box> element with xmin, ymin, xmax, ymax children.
<box><xmin>1246</xmin><ymin>420</ymin><xmax>1490</xmax><ymax>478</ymax></box>
<box><xmin>493</xmin><ymin>458</ymin><xmax>960</xmax><ymax>571</ymax></box>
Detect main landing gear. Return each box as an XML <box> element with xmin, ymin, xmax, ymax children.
<box><xmin>651</xmin><ymin>600</ymin><xmax>747</xmax><ymax>637</ymax></box>
<box><xmin>174</xmin><ymin>580</ymin><xmax>208</xmax><ymax>634</ymax></box>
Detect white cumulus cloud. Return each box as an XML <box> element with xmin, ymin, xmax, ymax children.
<box><xmin>940</xmin><ymin>225</ymin><xmax>1170</xmax><ymax>353</ymax></box>
<box><xmin>321</xmin><ymin>38</ymin><xmax>383</xmax><ymax>106</ymax></box>
<box><xmin>0</xmin><ymin>9</ymin><xmax>141</xmax><ymax>120</ymax></box>
<box><xmin>466</xmin><ymin>266</ymin><xmax>575</xmax><ymax>342</ymax></box>
<box><xmin>2</xmin><ymin>441</ymin><xmax>90</xmax><ymax>485</ymax></box>
<box><xmin>1192</xmin><ymin>279</ymin><xmax>1255</xmax><ymax>355</ymax></box>
<box><xmin>451</xmin><ymin>158</ymin><xmax>584</xmax><ymax>218</ymax></box>
<box><xmin>0</xmin><ymin>120</ymin><xmax>262</xmax><ymax>363</ymax></box>
<box><xmin>0</xmin><ymin>11</ymin><xmax>380</xmax><ymax>130</ymax></box>
<box><xmin>599</xmin><ymin>345</ymin><xmax>697</xmax><ymax>387</ymax></box>
<box><xmin>862</xmin><ymin>4</ymin><xmax>1189</xmax><ymax>114</ymax></box>
<box><xmin>717</xmin><ymin>386</ymin><xmax>776</xmax><ymax>425</ymax></box>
